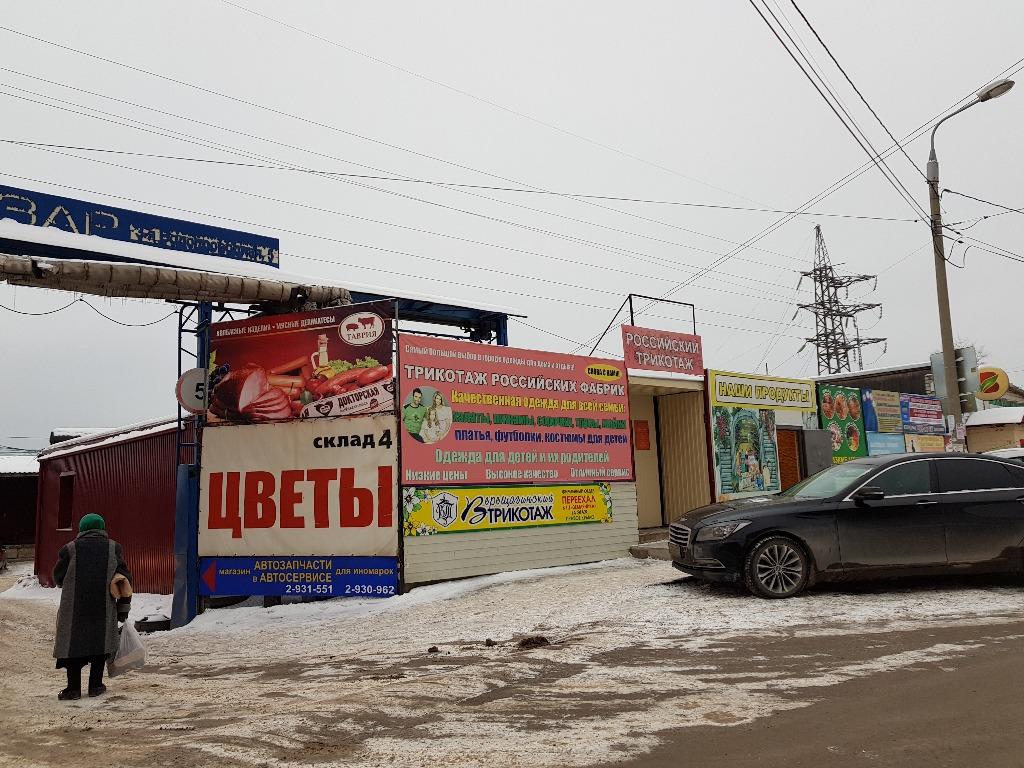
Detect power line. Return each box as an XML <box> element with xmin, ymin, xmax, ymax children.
<box><xmin>787</xmin><ymin>0</ymin><xmax>928</xmax><ymax>184</ymax></box>
<box><xmin>0</xmin><ymin>77</ymin><xmax>816</xmax><ymax>280</ymax></box>
<box><xmin>0</xmin><ymin>169</ymin><xmax>814</xmax><ymax>345</ymax></box>
<box><xmin>286</xmin><ymin>247</ymin><xmax>806</xmax><ymax>329</ymax></box>
<box><xmin>16</xmin><ymin>139</ymin><xmax>802</xmax><ymax>297</ymax></box>
<box><xmin>0</xmin><ymin>138</ymin><xmax>921</xmax><ymax>223</ymax></box>
<box><xmin>0</xmin><ymin>297</ymin><xmax>177</xmax><ymax>326</ymax></box>
<box><xmin>5</xmin><ymin>145</ymin><xmax>811</xmax><ymax>309</ymax></box>
<box><xmin>749</xmin><ymin>0</ymin><xmax>930</xmax><ymax>222</ymax></box>
<box><xmin>0</xmin><ymin>35</ymin><xmax>819</xmax><ymax>272</ymax></box>
<box><xmin>218</xmin><ymin>0</ymin><xmax>767</xmax><ymax>207</ymax></box>
<box><xmin>943</xmin><ymin>189</ymin><xmax>1024</xmax><ymax>220</ymax></box>
<box><xmin>571</xmin><ymin>52</ymin><xmax>1024</xmax><ymax>354</ymax></box>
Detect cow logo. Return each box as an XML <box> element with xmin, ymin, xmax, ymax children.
<box><xmin>431</xmin><ymin>492</ymin><xmax>458</xmax><ymax>528</ymax></box>
<box><xmin>339</xmin><ymin>312</ymin><xmax>386</xmax><ymax>346</ymax></box>
<box><xmin>314</xmin><ymin>400</ymin><xmax>334</xmax><ymax>416</ymax></box>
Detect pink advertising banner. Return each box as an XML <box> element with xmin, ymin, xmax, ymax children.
<box><xmin>398</xmin><ymin>335</ymin><xmax>633</xmax><ymax>485</ymax></box>
<box><xmin>621</xmin><ymin>324</ymin><xmax>703</xmax><ymax>376</ymax></box>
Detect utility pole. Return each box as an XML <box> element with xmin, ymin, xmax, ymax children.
<box><xmin>798</xmin><ymin>225</ymin><xmax>885</xmax><ymax>375</ymax></box>
<box><xmin>926</xmin><ymin>151</ymin><xmax>962</xmax><ymax>427</ymax></box>
<box><xmin>925</xmin><ymin>77</ymin><xmax>1014</xmax><ymax>429</ymax></box>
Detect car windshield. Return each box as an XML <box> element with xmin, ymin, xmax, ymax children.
<box><xmin>779</xmin><ymin>462</ymin><xmax>876</xmax><ymax>499</ymax></box>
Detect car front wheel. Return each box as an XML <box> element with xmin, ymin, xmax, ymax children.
<box><xmin>743</xmin><ymin>536</ymin><xmax>809</xmax><ymax>599</ymax></box>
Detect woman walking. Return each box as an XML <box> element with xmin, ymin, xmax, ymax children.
<box><xmin>53</xmin><ymin>514</ymin><xmax>132</xmax><ymax>700</ymax></box>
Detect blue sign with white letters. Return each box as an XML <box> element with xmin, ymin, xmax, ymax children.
<box><xmin>199</xmin><ymin>555</ymin><xmax>398</xmax><ymax>597</ymax></box>
<box><xmin>0</xmin><ymin>184</ymin><xmax>279</xmax><ymax>267</ymax></box>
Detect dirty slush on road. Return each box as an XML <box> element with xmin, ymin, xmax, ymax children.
<box><xmin>2</xmin><ymin>559</ymin><xmax>1023</xmax><ymax>768</ymax></box>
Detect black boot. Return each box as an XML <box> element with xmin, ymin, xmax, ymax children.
<box><xmin>88</xmin><ymin>659</ymin><xmax>106</xmax><ymax>697</ymax></box>
<box><xmin>60</xmin><ymin>665</ymin><xmax>82</xmax><ymax>700</ymax></box>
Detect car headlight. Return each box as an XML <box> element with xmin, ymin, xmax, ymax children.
<box><xmin>695</xmin><ymin>520</ymin><xmax>752</xmax><ymax>542</ymax></box>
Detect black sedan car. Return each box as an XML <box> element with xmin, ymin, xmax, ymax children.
<box><xmin>669</xmin><ymin>453</ymin><xmax>1024</xmax><ymax>599</ymax></box>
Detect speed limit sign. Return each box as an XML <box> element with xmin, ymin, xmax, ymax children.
<box><xmin>175</xmin><ymin>368</ymin><xmax>209</xmax><ymax>414</ymax></box>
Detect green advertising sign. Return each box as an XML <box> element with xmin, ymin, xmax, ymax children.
<box><xmin>818</xmin><ymin>384</ymin><xmax>868</xmax><ymax>464</ymax></box>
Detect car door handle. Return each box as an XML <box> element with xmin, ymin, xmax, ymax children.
<box><xmin>916</xmin><ymin>500</ymin><xmax>939</xmax><ymax>506</ymax></box>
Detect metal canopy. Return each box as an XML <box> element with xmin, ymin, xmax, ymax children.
<box><xmin>350</xmin><ymin>291</ymin><xmax>513</xmax><ymax>344</ymax></box>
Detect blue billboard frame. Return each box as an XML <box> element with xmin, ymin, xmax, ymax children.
<box><xmin>0</xmin><ymin>184</ymin><xmax>279</xmax><ymax>267</ymax></box>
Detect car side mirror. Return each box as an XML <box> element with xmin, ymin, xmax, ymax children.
<box><xmin>853</xmin><ymin>486</ymin><xmax>885</xmax><ymax>504</ymax></box>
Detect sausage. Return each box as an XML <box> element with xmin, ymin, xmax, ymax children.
<box><xmin>323</xmin><ymin>377</ymin><xmax>361</xmax><ymax>398</ymax></box>
<box><xmin>356</xmin><ymin>365</ymin><xmax>391</xmax><ymax>387</ymax></box>
<box><xmin>328</xmin><ymin>368</ymin><xmax>365</xmax><ymax>386</ymax></box>
<box><xmin>270</xmin><ymin>355</ymin><xmax>310</xmax><ymax>375</ymax></box>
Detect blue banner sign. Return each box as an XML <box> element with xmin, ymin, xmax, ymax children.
<box><xmin>199</xmin><ymin>556</ymin><xmax>398</xmax><ymax>598</ymax></box>
<box><xmin>0</xmin><ymin>184</ymin><xmax>279</xmax><ymax>267</ymax></box>
<box><xmin>866</xmin><ymin>431</ymin><xmax>906</xmax><ymax>456</ymax></box>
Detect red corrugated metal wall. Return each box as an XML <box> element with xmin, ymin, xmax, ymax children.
<box><xmin>35</xmin><ymin>429</ymin><xmax>179</xmax><ymax>594</ymax></box>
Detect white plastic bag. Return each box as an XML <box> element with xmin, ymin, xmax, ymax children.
<box><xmin>107</xmin><ymin>622</ymin><xmax>146</xmax><ymax>677</ymax></box>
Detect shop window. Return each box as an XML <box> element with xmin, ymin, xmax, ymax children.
<box><xmin>57</xmin><ymin>472</ymin><xmax>75</xmax><ymax>530</ymax></box>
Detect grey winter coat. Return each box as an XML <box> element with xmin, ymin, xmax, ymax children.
<box><xmin>52</xmin><ymin>530</ymin><xmax>132</xmax><ymax>661</ymax></box>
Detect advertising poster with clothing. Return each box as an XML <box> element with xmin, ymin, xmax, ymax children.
<box><xmin>711</xmin><ymin>406</ymin><xmax>781</xmax><ymax>501</ymax></box>
<box><xmin>818</xmin><ymin>384</ymin><xmax>868</xmax><ymax>464</ymax></box>
<box><xmin>401</xmin><ymin>484</ymin><xmax>612</xmax><ymax>536</ymax></box>
<box><xmin>207</xmin><ymin>300</ymin><xmax>394</xmax><ymax>424</ymax></box>
<box><xmin>398</xmin><ymin>335</ymin><xmax>633</xmax><ymax>485</ymax></box>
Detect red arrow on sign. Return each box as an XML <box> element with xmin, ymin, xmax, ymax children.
<box><xmin>201</xmin><ymin>559</ymin><xmax>217</xmax><ymax>594</ymax></box>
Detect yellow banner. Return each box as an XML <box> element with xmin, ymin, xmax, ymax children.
<box><xmin>709</xmin><ymin>369</ymin><xmax>817</xmax><ymax>412</ymax></box>
<box><xmin>402</xmin><ymin>484</ymin><xmax>612</xmax><ymax>536</ymax></box>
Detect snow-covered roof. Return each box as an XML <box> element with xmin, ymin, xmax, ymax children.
<box><xmin>966</xmin><ymin>407</ymin><xmax>1024</xmax><ymax>427</ymax></box>
<box><xmin>815</xmin><ymin>362</ymin><xmax>929</xmax><ymax>381</ymax></box>
<box><xmin>0</xmin><ymin>453</ymin><xmax>39</xmax><ymax>476</ymax></box>
<box><xmin>50</xmin><ymin>427</ymin><xmax>110</xmax><ymax>444</ymax></box>
<box><xmin>38</xmin><ymin>418</ymin><xmax>177</xmax><ymax>460</ymax></box>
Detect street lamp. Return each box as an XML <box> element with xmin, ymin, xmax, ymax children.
<box><xmin>926</xmin><ymin>78</ymin><xmax>1014</xmax><ymax>432</ymax></box>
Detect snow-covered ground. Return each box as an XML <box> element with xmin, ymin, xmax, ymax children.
<box><xmin>3</xmin><ymin>558</ymin><xmax>1023</xmax><ymax>768</ymax></box>
<box><xmin>1</xmin><ymin>567</ymin><xmax>172</xmax><ymax>621</ymax></box>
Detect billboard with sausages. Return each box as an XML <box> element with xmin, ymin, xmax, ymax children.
<box><xmin>207</xmin><ymin>300</ymin><xmax>394</xmax><ymax>424</ymax></box>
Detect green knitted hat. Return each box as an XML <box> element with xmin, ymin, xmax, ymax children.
<box><xmin>78</xmin><ymin>513</ymin><xmax>106</xmax><ymax>532</ymax></box>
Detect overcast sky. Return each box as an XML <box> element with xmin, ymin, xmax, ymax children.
<box><xmin>2</xmin><ymin>1</ymin><xmax>1022</xmax><ymax>448</ymax></box>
